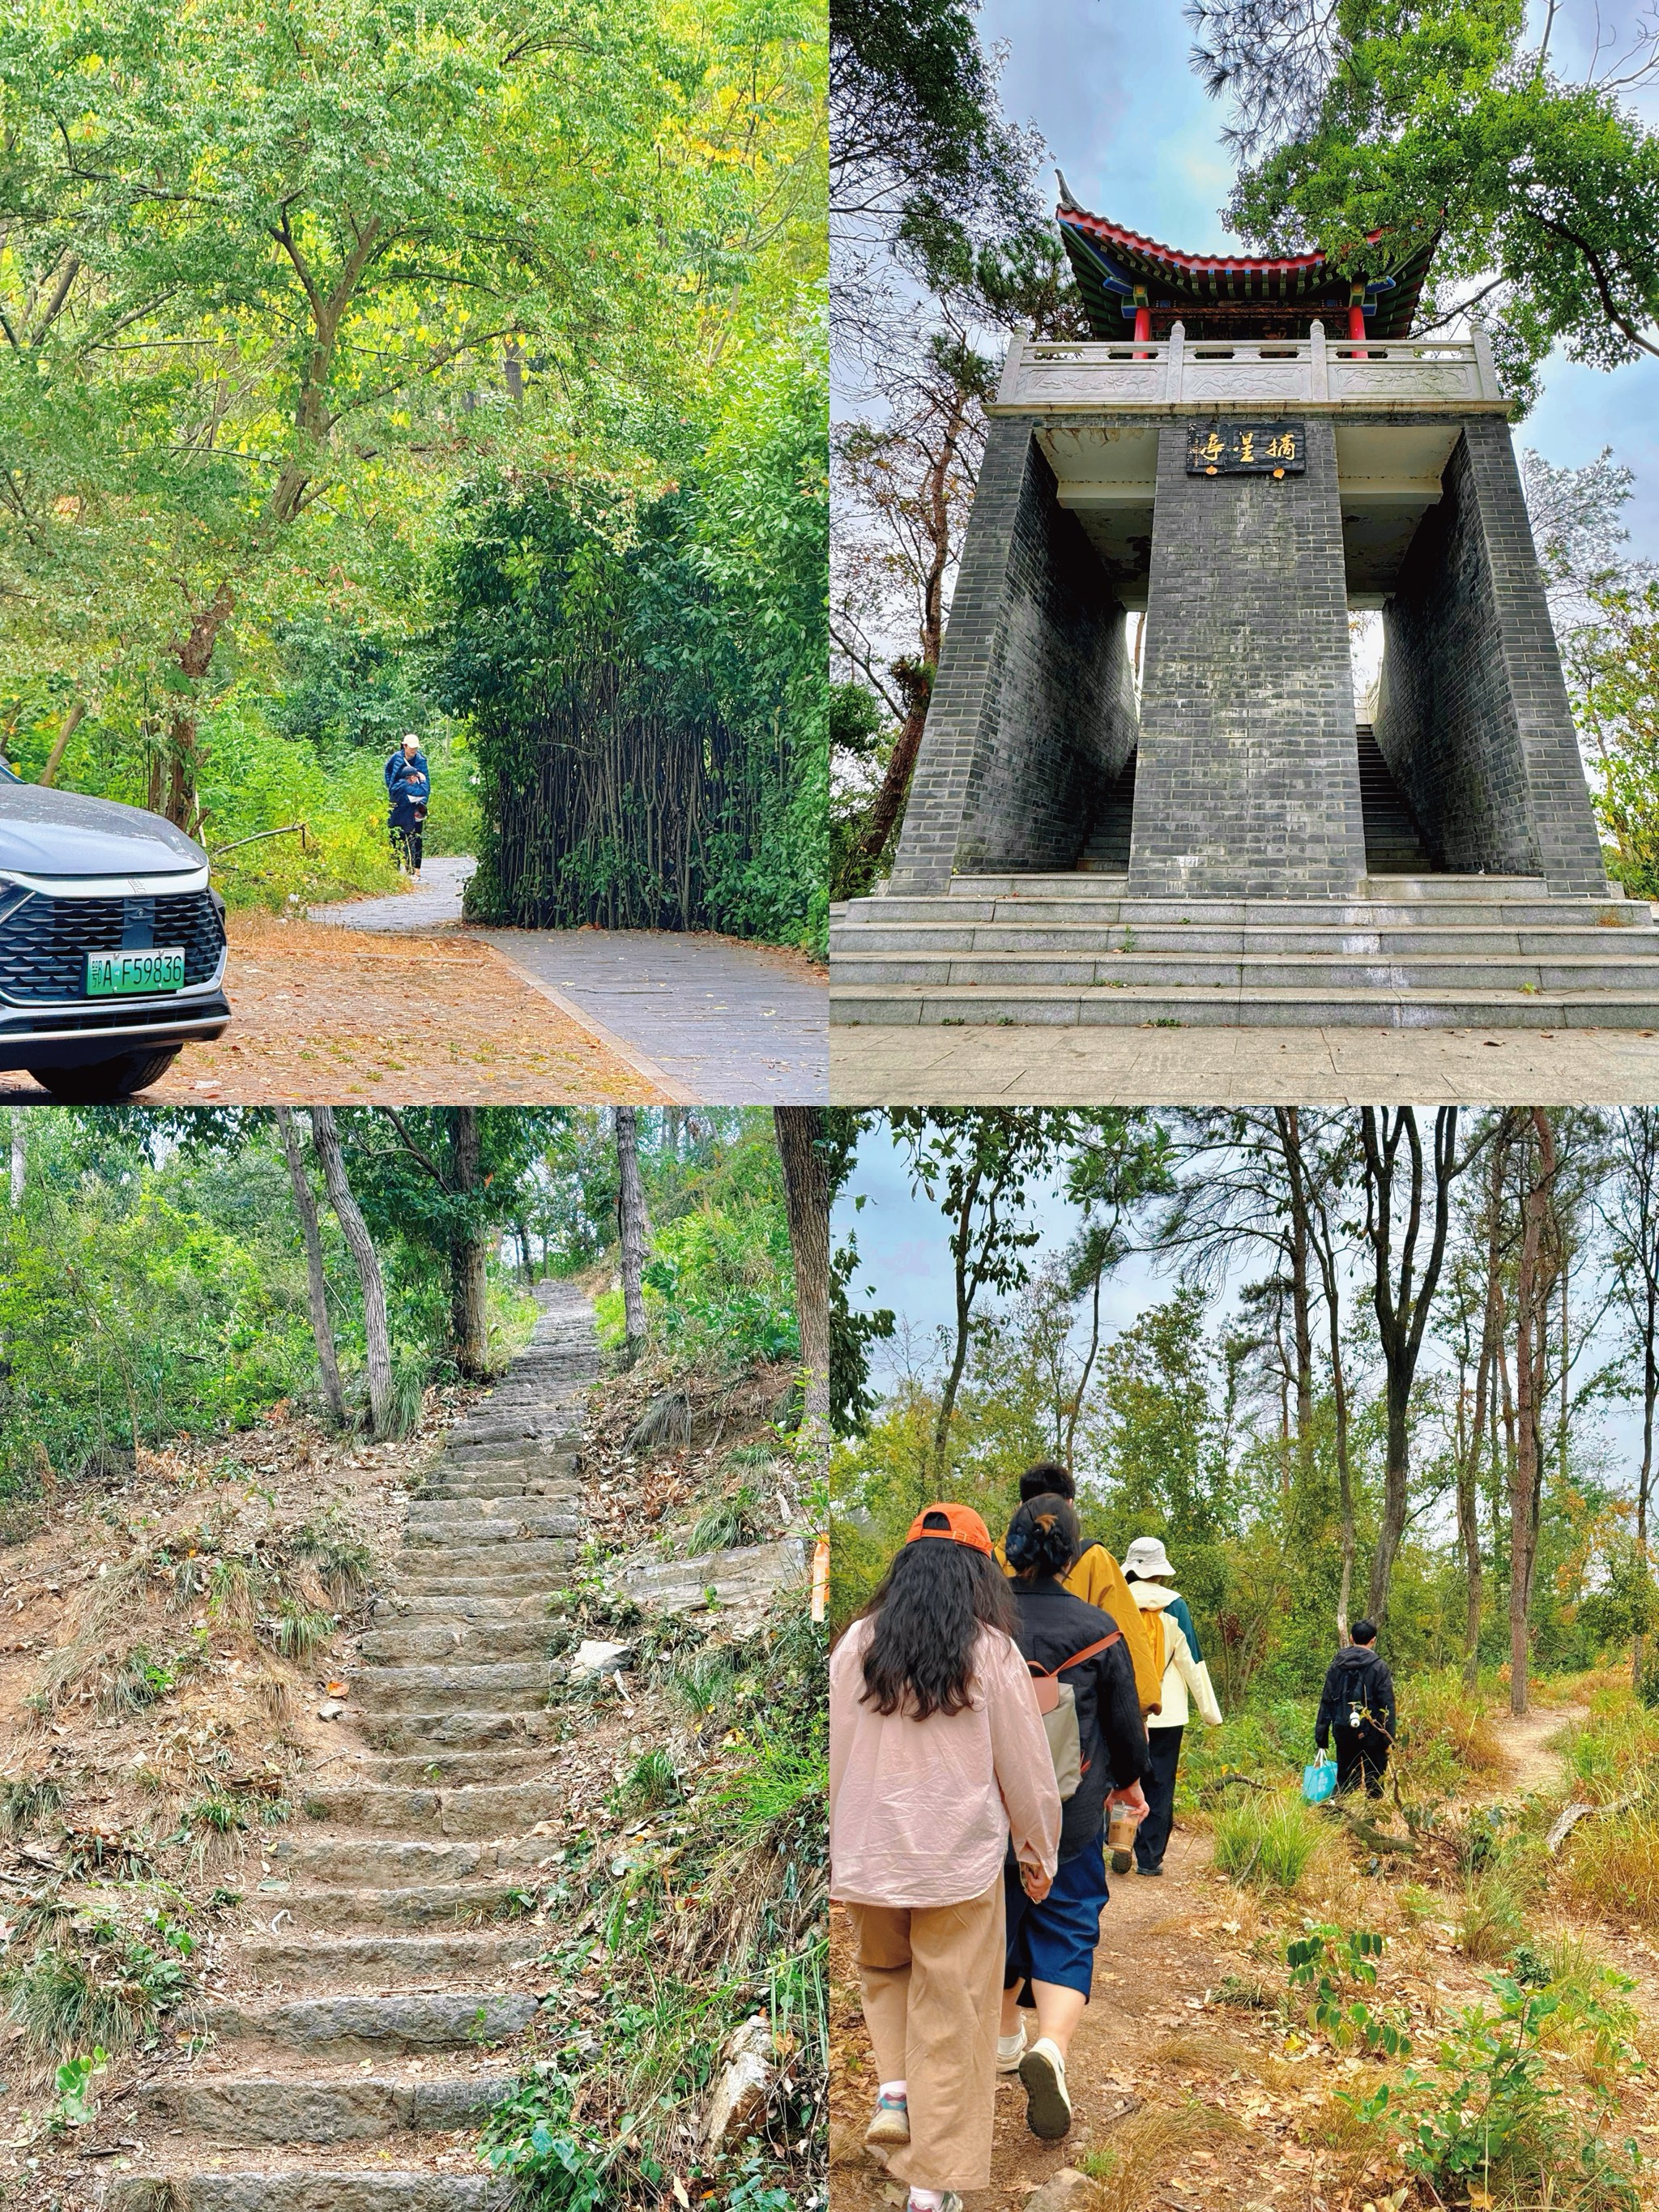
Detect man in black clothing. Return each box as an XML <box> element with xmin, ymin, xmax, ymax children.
<box><xmin>1315</xmin><ymin>1619</ymin><xmax>1397</xmax><ymax>1798</ymax></box>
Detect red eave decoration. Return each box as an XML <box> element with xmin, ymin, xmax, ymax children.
<box><xmin>1059</xmin><ymin>207</ymin><xmax>1385</xmax><ymax>280</ymax></box>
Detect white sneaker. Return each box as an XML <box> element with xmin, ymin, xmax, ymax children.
<box><xmin>996</xmin><ymin>2020</ymin><xmax>1027</xmax><ymax>2072</ymax></box>
<box><xmin>1019</xmin><ymin>2035</ymin><xmax>1072</xmax><ymax>2140</ymax></box>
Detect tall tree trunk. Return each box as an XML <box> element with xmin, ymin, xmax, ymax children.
<box><xmin>448</xmin><ymin>1108</ymin><xmax>490</xmax><ymax>1379</ymax></box>
<box><xmin>614</xmin><ymin>1108</ymin><xmax>650</xmax><ymax>1361</ymax></box>
<box><xmin>1510</xmin><ymin>1110</ymin><xmax>1559</xmax><ymax>1716</ymax></box>
<box><xmin>36</xmin><ymin>701</ymin><xmax>84</xmax><ymax>788</ymax></box>
<box><xmin>1286</xmin><ymin>1114</ymin><xmax>1354</xmax><ymax>1638</ymax></box>
<box><xmin>310</xmin><ymin>1107</ymin><xmax>394</xmax><ymax>1438</ymax></box>
<box><xmin>847</xmin><ymin>659</ymin><xmax>932</xmax><ymax>882</ymax></box>
<box><xmin>276</xmin><ymin>1108</ymin><xmax>348</xmax><ymax>1428</ymax></box>
<box><xmin>164</xmin><ymin>583</ymin><xmax>235</xmax><ymax>829</ymax></box>
<box><xmin>1363</xmin><ymin>1107</ymin><xmax>1460</xmax><ymax>1622</ymax></box>
<box><xmin>774</xmin><ymin>1108</ymin><xmax>831</xmax><ymax>1475</ymax></box>
<box><xmin>1462</xmin><ymin>1134</ymin><xmax>1507</xmax><ymax>1686</ymax></box>
<box><xmin>930</xmin><ymin>1157</ymin><xmax>991</xmax><ymax>1490</ymax></box>
<box><xmin>1640</xmin><ymin>1269</ymin><xmax>1657</xmax><ymax>1689</ymax></box>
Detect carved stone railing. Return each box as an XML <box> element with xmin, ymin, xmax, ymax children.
<box><xmin>991</xmin><ymin>321</ymin><xmax>1505</xmax><ymax>412</ymax></box>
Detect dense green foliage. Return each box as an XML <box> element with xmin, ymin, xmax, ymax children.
<box><xmin>1189</xmin><ymin>0</ymin><xmax>1659</xmax><ymax>408</ymax></box>
<box><xmin>588</xmin><ymin>1113</ymin><xmax>800</xmax><ymax>1369</ymax></box>
<box><xmin>0</xmin><ymin>1112</ymin><xmax>542</xmax><ymax>1488</ymax></box>
<box><xmin>0</xmin><ymin>0</ymin><xmax>825</xmax><ymax>927</ymax></box>
<box><xmin>432</xmin><ymin>325</ymin><xmax>829</xmax><ymax>952</ymax></box>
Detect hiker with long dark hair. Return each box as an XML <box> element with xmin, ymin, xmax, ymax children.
<box><xmin>999</xmin><ymin>1494</ymin><xmax>1150</xmax><ymax>2142</ymax></box>
<box><xmin>830</xmin><ymin>1505</ymin><xmax>1060</xmax><ymax>2212</ymax></box>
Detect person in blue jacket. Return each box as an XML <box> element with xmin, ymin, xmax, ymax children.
<box><xmin>385</xmin><ymin>732</ymin><xmax>430</xmax><ymax>877</ymax></box>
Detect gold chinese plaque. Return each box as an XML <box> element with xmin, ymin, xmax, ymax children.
<box><xmin>1185</xmin><ymin>423</ymin><xmax>1305</xmax><ymax>476</ymax></box>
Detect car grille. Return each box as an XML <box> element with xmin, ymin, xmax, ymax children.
<box><xmin>0</xmin><ymin>890</ymin><xmax>225</xmax><ymax>1003</ymax></box>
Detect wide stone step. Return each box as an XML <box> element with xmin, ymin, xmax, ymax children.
<box><xmin>302</xmin><ymin>1780</ymin><xmax>566</xmax><ymax>1835</ymax></box>
<box><xmin>275</xmin><ymin>1834</ymin><xmax>550</xmax><ymax>1886</ymax></box>
<box><xmin>373</xmin><ymin>1594</ymin><xmax>551</xmax><ymax>1624</ymax></box>
<box><xmin>103</xmin><ymin>2174</ymin><xmax>514</xmax><ymax>2210</ymax></box>
<box><xmin>258</xmin><ymin>1882</ymin><xmax>529</xmax><ymax>1928</ymax></box>
<box><xmin>831</xmin><ymin>949</ymin><xmax>1659</xmax><ymax>991</ymax></box>
<box><xmin>834</xmin><ymin>920</ymin><xmax>1657</xmax><ymax>958</ymax></box>
<box><xmin>831</xmin><ymin>982</ymin><xmax>1659</xmax><ymax>1028</ymax></box>
<box><xmin>391</xmin><ymin>1569</ymin><xmax>567</xmax><ymax>1599</ymax></box>
<box><xmin>348</xmin><ymin>1661</ymin><xmax>550</xmax><ymax>1713</ymax></box>
<box><xmin>843</xmin><ymin>884</ymin><xmax>1633</xmax><ymax>926</ymax></box>
<box><xmin>235</xmin><ymin>1932</ymin><xmax>543</xmax><ymax>1988</ymax></box>
<box><xmin>368</xmin><ymin>1748</ymin><xmax>564</xmax><ymax>1787</ymax></box>
<box><xmin>359</xmin><ymin>1622</ymin><xmax>552</xmax><ymax>1663</ymax></box>
<box><xmin>401</xmin><ymin>1516</ymin><xmax>579</xmax><ymax>1545</ymax></box>
<box><xmin>360</xmin><ymin>1710</ymin><xmax>561</xmax><ymax>1754</ymax></box>
<box><xmin>392</xmin><ymin>1539</ymin><xmax>573</xmax><ymax>1574</ymax></box>
<box><xmin>140</xmin><ymin>2072</ymin><xmax>514</xmax><ymax>2146</ymax></box>
<box><xmin>412</xmin><ymin>1476</ymin><xmax>576</xmax><ymax>1501</ymax></box>
<box><xmin>201</xmin><ymin>1991</ymin><xmax>539</xmax><ymax>2054</ymax></box>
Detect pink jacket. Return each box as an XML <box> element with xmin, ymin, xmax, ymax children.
<box><xmin>830</xmin><ymin>1616</ymin><xmax>1061</xmax><ymax>1908</ymax></box>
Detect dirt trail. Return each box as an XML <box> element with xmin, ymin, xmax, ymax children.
<box><xmin>832</xmin><ymin>1697</ymin><xmax>1623</xmax><ymax>2212</ymax></box>
<box><xmin>1486</xmin><ymin>1699</ymin><xmax>1587</xmax><ymax>1798</ymax></box>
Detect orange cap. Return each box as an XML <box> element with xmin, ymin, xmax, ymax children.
<box><xmin>906</xmin><ymin>1503</ymin><xmax>992</xmax><ymax>1556</ymax></box>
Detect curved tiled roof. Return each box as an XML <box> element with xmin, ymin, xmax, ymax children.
<box><xmin>1059</xmin><ymin>207</ymin><xmax>1437</xmax><ymax>340</ymax></box>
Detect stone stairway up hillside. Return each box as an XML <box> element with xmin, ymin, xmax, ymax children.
<box><xmin>104</xmin><ymin>1284</ymin><xmax>599</xmax><ymax>2212</ymax></box>
<box><xmin>830</xmin><ymin>874</ymin><xmax>1659</xmax><ymax>1029</ymax></box>
<box><xmin>1356</xmin><ymin>724</ymin><xmax>1434</xmax><ymax>874</ymax></box>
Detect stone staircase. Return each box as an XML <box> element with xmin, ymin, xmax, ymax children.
<box><xmin>1357</xmin><ymin>724</ymin><xmax>1433</xmax><ymax>874</ymax></box>
<box><xmin>830</xmin><ymin>875</ymin><xmax>1659</xmax><ymax>1028</ymax></box>
<box><xmin>104</xmin><ymin>1285</ymin><xmax>599</xmax><ymax>2212</ymax></box>
<box><xmin>1076</xmin><ymin>750</ymin><xmax>1137</xmax><ymax>873</ymax></box>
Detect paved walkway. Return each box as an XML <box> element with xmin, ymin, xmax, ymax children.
<box><xmin>483</xmin><ymin>929</ymin><xmax>826</xmax><ymax>1103</ymax></box>
<box><xmin>831</xmin><ymin>1021</ymin><xmax>1659</xmax><ymax>1104</ymax></box>
<box><xmin>309</xmin><ymin>860</ymin><xmax>828</xmax><ymax>1102</ymax></box>
<box><xmin>309</xmin><ymin>855</ymin><xmax>477</xmax><ymax>933</ymax></box>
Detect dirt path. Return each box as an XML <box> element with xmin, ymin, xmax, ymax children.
<box><xmin>0</xmin><ymin>912</ymin><xmax>663</xmax><ymax>1104</ymax></box>
<box><xmin>1487</xmin><ymin>1699</ymin><xmax>1586</xmax><ymax>1797</ymax></box>
<box><xmin>831</xmin><ymin>1699</ymin><xmax>1616</xmax><ymax>2212</ymax></box>
<box><xmin>832</xmin><ymin>1826</ymin><xmax>1299</xmax><ymax>2212</ymax></box>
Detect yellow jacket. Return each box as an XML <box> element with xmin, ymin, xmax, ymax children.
<box><xmin>996</xmin><ymin>1536</ymin><xmax>1162</xmax><ymax>1717</ymax></box>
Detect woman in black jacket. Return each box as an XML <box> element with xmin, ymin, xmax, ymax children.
<box><xmin>999</xmin><ymin>1493</ymin><xmax>1150</xmax><ymax>2142</ymax></box>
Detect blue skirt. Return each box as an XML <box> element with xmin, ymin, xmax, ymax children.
<box><xmin>1003</xmin><ymin>1837</ymin><xmax>1109</xmax><ymax>2001</ymax></box>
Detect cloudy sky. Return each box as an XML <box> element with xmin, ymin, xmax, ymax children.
<box><xmin>834</xmin><ymin>1113</ymin><xmax>1643</xmax><ymax>1497</ymax></box>
<box><xmin>976</xmin><ymin>0</ymin><xmax>1659</xmax><ymax>562</ymax></box>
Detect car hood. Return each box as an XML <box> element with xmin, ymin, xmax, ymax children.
<box><xmin>0</xmin><ymin>786</ymin><xmax>207</xmax><ymax>878</ymax></box>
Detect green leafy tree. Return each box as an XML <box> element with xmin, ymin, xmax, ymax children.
<box><xmin>1188</xmin><ymin>0</ymin><xmax>1659</xmax><ymax>406</ymax></box>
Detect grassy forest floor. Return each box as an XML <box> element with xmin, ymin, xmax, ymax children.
<box><xmin>830</xmin><ymin>1678</ymin><xmax>1659</xmax><ymax>2212</ymax></box>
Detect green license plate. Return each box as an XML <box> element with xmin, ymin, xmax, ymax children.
<box><xmin>86</xmin><ymin>947</ymin><xmax>186</xmax><ymax>997</ymax></box>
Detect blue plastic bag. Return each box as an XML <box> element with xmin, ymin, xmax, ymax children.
<box><xmin>1302</xmin><ymin>1754</ymin><xmax>1337</xmax><ymax>1804</ymax></box>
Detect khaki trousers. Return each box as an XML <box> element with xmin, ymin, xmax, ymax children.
<box><xmin>844</xmin><ymin>1878</ymin><xmax>1005</xmax><ymax>2192</ymax></box>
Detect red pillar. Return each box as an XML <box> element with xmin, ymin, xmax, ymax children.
<box><xmin>1134</xmin><ymin>304</ymin><xmax>1151</xmax><ymax>343</ymax></box>
<box><xmin>1348</xmin><ymin>301</ymin><xmax>1367</xmax><ymax>342</ymax></box>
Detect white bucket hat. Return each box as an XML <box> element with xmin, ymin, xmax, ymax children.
<box><xmin>1124</xmin><ymin>1535</ymin><xmax>1174</xmax><ymax>1579</ymax></box>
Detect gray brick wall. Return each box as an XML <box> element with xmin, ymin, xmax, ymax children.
<box><xmin>1375</xmin><ymin>421</ymin><xmax>1607</xmax><ymax>895</ymax></box>
<box><xmin>887</xmin><ymin>423</ymin><xmax>1137</xmax><ymax>893</ymax></box>
<box><xmin>1128</xmin><ymin>416</ymin><xmax>1367</xmax><ymax>898</ymax></box>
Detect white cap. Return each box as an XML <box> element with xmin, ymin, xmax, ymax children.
<box><xmin>1123</xmin><ymin>1535</ymin><xmax>1174</xmax><ymax>1579</ymax></box>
